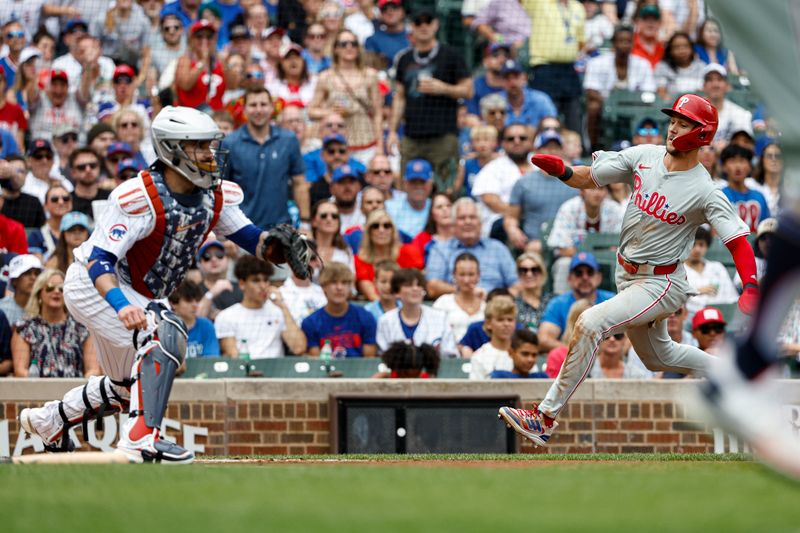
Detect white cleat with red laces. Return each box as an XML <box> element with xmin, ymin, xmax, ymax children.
<box><xmin>498</xmin><ymin>404</ymin><xmax>559</xmax><ymax>447</ymax></box>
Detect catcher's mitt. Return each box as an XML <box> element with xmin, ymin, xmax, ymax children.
<box><xmin>257</xmin><ymin>224</ymin><xmax>319</xmax><ymax>280</ymax></box>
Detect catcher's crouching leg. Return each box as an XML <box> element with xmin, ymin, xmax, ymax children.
<box><xmin>118</xmin><ymin>304</ymin><xmax>193</xmax><ymax>464</ymax></box>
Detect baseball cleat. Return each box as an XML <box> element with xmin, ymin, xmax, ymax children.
<box><xmin>117</xmin><ymin>433</ymin><xmax>194</xmax><ymax>464</ymax></box>
<box><xmin>690</xmin><ymin>349</ymin><xmax>800</xmax><ymax>481</ymax></box>
<box><xmin>499</xmin><ymin>404</ymin><xmax>558</xmax><ymax>447</ymax></box>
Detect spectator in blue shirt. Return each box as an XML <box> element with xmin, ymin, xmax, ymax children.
<box><xmin>385</xmin><ymin>159</ymin><xmax>433</xmax><ymax>239</ymax></box>
<box><xmin>160</xmin><ymin>0</ymin><xmax>199</xmax><ymax>31</ymax></box>
<box><xmin>489</xmin><ymin>329</ymin><xmax>548</xmax><ymax>379</ymax></box>
<box><xmin>465</xmin><ymin>43</ymin><xmax>510</xmax><ymax>117</ymax></box>
<box><xmin>302</xmin><ymin>262</ymin><xmax>378</xmax><ymax>357</ymax></box>
<box><xmin>426</xmin><ymin>197</ymin><xmax>518</xmax><ymax>298</ymax></box>
<box><xmin>364</xmin><ymin>0</ymin><xmax>409</xmax><ymax>69</ymax></box>
<box><xmin>719</xmin><ymin>144</ymin><xmax>770</xmax><ymax>233</ymax></box>
<box><xmin>168</xmin><ymin>280</ymin><xmax>220</xmax><ymax>358</ymax></box>
<box><xmin>537</xmin><ymin>252</ymin><xmax>615</xmax><ymax>353</ymax></box>
<box><xmin>457</xmin><ymin>288</ymin><xmax>516</xmax><ymax>357</ymax></box>
<box><xmin>222</xmin><ymin>87</ymin><xmax>308</xmax><ymax>229</ymax></box>
<box><xmin>303</xmin><ymin>111</ymin><xmax>366</xmax><ymax>183</ymax></box>
<box><xmin>205</xmin><ymin>0</ymin><xmax>244</xmax><ymax>49</ymax></box>
<box><xmin>500</xmin><ymin>59</ymin><xmax>557</xmax><ymax>127</ymax></box>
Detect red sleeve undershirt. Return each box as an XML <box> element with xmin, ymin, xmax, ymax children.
<box><xmin>725</xmin><ymin>235</ymin><xmax>758</xmax><ymax>288</ymax></box>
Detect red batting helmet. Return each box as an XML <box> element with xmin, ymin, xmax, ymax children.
<box><xmin>661</xmin><ymin>94</ymin><xmax>718</xmax><ymax>151</ymax></box>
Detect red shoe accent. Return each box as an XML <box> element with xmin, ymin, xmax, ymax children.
<box><xmin>129</xmin><ymin>414</ymin><xmax>155</xmax><ymax>441</ymax></box>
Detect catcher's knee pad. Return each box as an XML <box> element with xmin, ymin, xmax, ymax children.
<box><xmin>131</xmin><ymin>304</ymin><xmax>188</xmax><ymax>429</ymax></box>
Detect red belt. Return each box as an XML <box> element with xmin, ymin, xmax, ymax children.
<box><xmin>617</xmin><ymin>254</ymin><xmax>678</xmax><ymax>275</ymax></box>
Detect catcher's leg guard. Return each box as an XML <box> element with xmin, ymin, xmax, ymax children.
<box><xmin>19</xmin><ymin>376</ymin><xmax>130</xmax><ymax>452</ymax></box>
<box><xmin>119</xmin><ymin>303</ymin><xmax>193</xmax><ymax>463</ymax></box>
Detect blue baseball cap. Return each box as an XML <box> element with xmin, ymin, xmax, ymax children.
<box><xmin>500</xmin><ymin>59</ymin><xmax>524</xmax><ymax>76</ymax></box>
<box><xmin>322</xmin><ymin>133</ymin><xmax>347</xmax><ymax>147</ymax></box>
<box><xmin>534</xmin><ymin>130</ymin><xmax>563</xmax><ymax>149</ymax></box>
<box><xmin>404</xmin><ymin>159</ymin><xmax>432</xmax><ymax>181</ymax></box>
<box><xmin>197</xmin><ymin>240</ymin><xmax>225</xmax><ymax>261</ymax></box>
<box><xmin>65</xmin><ymin>18</ymin><xmax>88</xmax><ymax>33</ymax></box>
<box><xmin>60</xmin><ymin>211</ymin><xmax>91</xmax><ymax>232</ymax></box>
<box><xmin>117</xmin><ymin>158</ymin><xmax>142</xmax><ymax>174</ymax></box>
<box><xmin>570</xmin><ymin>252</ymin><xmax>600</xmax><ymax>272</ymax></box>
<box><xmin>486</xmin><ymin>42</ymin><xmax>512</xmax><ymax>56</ymax></box>
<box><xmin>332</xmin><ymin>164</ymin><xmax>359</xmax><ymax>182</ymax></box>
<box><xmin>107</xmin><ymin>141</ymin><xmax>133</xmax><ymax>158</ymax></box>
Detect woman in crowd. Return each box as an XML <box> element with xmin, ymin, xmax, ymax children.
<box><xmin>175</xmin><ymin>20</ymin><xmax>227</xmax><ymax>111</ymax></box>
<box><xmin>354</xmin><ymin>209</ymin><xmax>424</xmax><ymax>300</ymax></box>
<box><xmin>318</xmin><ymin>1</ymin><xmax>346</xmax><ymax>57</ymax></box>
<box><xmin>45</xmin><ymin>212</ymin><xmax>91</xmax><ymax>273</ymax></box>
<box><xmin>12</xmin><ymin>269</ymin><xmax>99</xmax><ymax>378</ymax></box>
<box><xmin>684</xmin><ymin>226</ymin><xmax>738</xmax><ymax>319</ymax></box>
<box><xmin>410</xmin><ymin>193</ymin><xmax>454</xmax><ymax>265</ymax></box>
<box><xmin>310</xmin><ymin>199</ymin><xmax>354</xmax><ymax>279</ymax></box>
<box><xmin>694</xmin><ymin>18</ymin><xmax>738</xmax><ymax>74</ymax></box>
<box><xmin>513</xmin><ymin>252</ymin><xmax>551</xmax><ymax>334</ymax></box>
<box><xmin>433</xmin><ymin>253</ymin><xmax>485</xmax><ymax>342</ymax></box>
<box><xmin>308</xmin><ymin>29</ymin><xmax>382</xmax><ymax>165</ymax></box>
<box><xmin>8</xmin><ymin>47</ymin><xmax>41</xmax><ymax>113</ymax></box>
<box><xmin>27</xmin><ymin>184</ymin><xmax>73</xmax><ymax>261</ymax></box>
<box><xmin>748</xmin><ymin>142</ymin><xmax>782</xmax><ymax>216</ymax></box>
<box><xmin>268</xmin><ymin>43</ymin><xmax>317</xmax><ymax>109</ymax></box>
<box><xmin>655</xmin><ymin>31</ymin><xmax>706</xmax><ymax>101</ymax></box>
<box><xmin>589</xmin><ymin>332</ymin><xmax>650</xmax><ymax>378</ymax></box>
<box><xmin>698</xmin><ymin>144</ymin><xmax>723</xmax><ymax>185</ymax></box>
<box><xmin>303</xmin><ymin>22</ymin><xmax>331</xmax><ymax>74</ymax></box>
<box><xmin>112</xmin><ymin>106</ymin><xmax>153</xmax><ymax>167</ymax></box>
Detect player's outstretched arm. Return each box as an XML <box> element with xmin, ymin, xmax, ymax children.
<box><xmin>531</xmin><ymin>154</ymin><xmax>598</xmax><ymax>190</ymax></box>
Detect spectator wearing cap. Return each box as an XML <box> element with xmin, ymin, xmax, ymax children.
<box><xmin>195</xmin><ymin>238</ymin><xmax>243</xmax><ymax>320</ymax></box>
<box><xmin>464</xmin><ymin>43</ymin><xmax>511</xmax><ymax>117</ymax></box>
<box><xmin>51</xmin><ymin>23</ymin><xmax>116</xmax><ymax>96</ymax></box>
<box><xmin>655</xmin><ymin>31</ymin><xmax>706</xmax><ymax>102</ymax></box>
<box><xmin>630</xmin><ymin>4</ymin><xmax>663</xmax><ymax>69</ymax></box>
<box><xmin>584</xmin><ymin>25</ymin><xmax>655</xmax><ymax>149</ymax></box>
<box><xmin>90</xmin><ymin>0</ymin><xmax>152</xmax><ymax>69</ymax></box>
<box><xmin>222</xmin><ymin>86</ymin><xmax>309</xmax><ymax>229</ymax></box>
<box><xmin>27</xmin><ymin>66</ymin><xmax>89</xmax><ymax>143</ymax></box>
<box><xmin>720</xmin><ymin>144</ymin><xmax>770</xmax><ymax>233</ymax></box>
<box><xmin>309</xmin><ymin>132</ymin><xmax>353</xmax><ymax>206</ymax></box>
<box><xmin>175</xmin><ymin>19</ymin><xmax>227</xmax><ymax>110</ymax></box>
<box><xmin>258</xmin><ymin>27</ymin><xmax>284</xmax><ymax>88</ymax></box>
<box><xmin>309</xmin><ymin>29</ymin><xmax>382</xmax><ymax>166</ymax></box>
<box><xmin>303</xmin><ymin>22</ymin><xmax>332</xmax><ymax>75</ymax></box>
<box><xmin>472</xmin><ymin>0</ymin><xmax>531</xmax><ymax>52</ymax></box>
<box><xmin>0</xmin><ymin>254</ymin><xmax>42</xmax><ymax>326</ymax></box>
<box><xmin>0</xmin><ymin>20</ymin><xmax>27</xmax><ymax>88</ymax></box>
<box><xmin>702</xmin><ymin>63</ymin><xmax>753</xmax><ymax>144</ymax></box>
<box><xmin>471</xmin><ymin>123</ymin><xmax>534</xmax><ymax>239</ymax></box>
<box><xmin>69</xmin><ymin>146</ymin><xmax>110</xmax><ymax>220</ymax></box>
<box><xmin>547</xmin><ymin>177</ymin><xmax>624</xmax><ymax>294</ymax></box>
<box><xmin>695</xmin><ymin>18</ymin><xmax>738</xmax><ymax>74</ymax></box>
<box><xmin>45</xmin><ymin>211</ymin><xmax>90</xmax><ymax>272</ymax></box>
<box><xmin>632</xmin><ymin>117</ymin><xmax>662</xmax><ymax>146</ymax></box>
<box><xmin>150</xmin><ymin>13</ymin><xmax>186</xmax><ymax>77</ymax></box>
<box><xmin>202</xmin><ymin>0</ymin><xmax>244</xmax><ymax>50</ymax></box>
<box><xmin>537</xmin><ymin>252</ymin><xmax>615</xmax><ymax>352</ymax></box>
<box><xmin>226</xmin><ymin>22</ymin><xmax>257</xmax><ymax>64</ymax></box>
<box><xmin>0</xmin><ymin>155</ymin><xmax>46</xmax><ymax>229</ymax></box>
<box><xmin>22</xmin><ymin>139</ymin><xmax>73</xmax><ymax>204</ymax></box>
<box><xmin>691</xmin><ymin>306</ymin><xmax>727</xmax><ymax>354</ymax></box>
<box><xmin>0</xmin><ymin>66</ymin><xmax>27</xmax><ymax>156</ymax></box>
<box><xmin>389</xmin><ymin>9</ymin><xmax>473</xmax><ymax>194</ymax></box>
<box><xmin>267</xmin><ymin>42</ymin><xmax>317</xmax><ymax>109</ymax></box>
<box><xmin>160</xmin><ymin>0</ymin><xmax>201</xmax><ymax>30</ymax></box>
<box><xmin>6</xmin><ymin>46</ymin><xmax>41</xmax><ymax>122</ymax></box>
<box><xmin>504</xmin><ymin>131</ymin><xmax>579</xmax><ymax>253</ymax></box>
<box><xmin>27</xmin><ymin>183</ymin><xmax>72</xmax><ymax>260</ymax></box>
<box><xmin>104</xmin><ymin>141</ymin><xmax>135</xmax><ymax>183</ymax></box>
<box><xmin>426</xmin><ymin>197</ymin><xmax>517</xmax><ymax>298</ymax></box>
<box><xmin>117</xmin><ymin>158</ymin><xmax>143</xmax><ymax>182</ymax></box>
<box><xmin>303</xmin><ymin>111</ymin><xmax>366</xmax><ymax>183</ymax></box>
<box><xmin>330</xmin><ymin>164</ymin><xmax>365</xmax><ymax>232</ymax></box>
<box><xmin>385</xmin><ymin>159</ymin><xmax>434</xmax><ymax>239</ymax></box>
<box><xmin>364</xmin><ymin>0</ymin><xmax>409</xmax><ymax>69</ymax></box>
<box><xmin>501</xmin><ymin>59</ymin><xmax>557</xmax><ymax>128</ymax></box>
<box><xmin>522</xmin><ymin>0</ymin><xmax>585</xmax><ymax>133</ymax></box>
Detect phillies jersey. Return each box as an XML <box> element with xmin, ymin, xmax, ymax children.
<box><xmin>721</xmin><ymin>186</ymin><xmax>771</xmax><ymax>233</ymax></box>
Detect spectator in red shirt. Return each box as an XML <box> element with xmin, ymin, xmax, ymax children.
<box><xmin>0</xmin><ymin>191</ymin><xmax>28</xmax><ymax>255</ymax></box>
<box><xmin>0</xmin><ymin>69</ymin><xmax>27</xmax><ymax>151</ymax></box>
<box><xmin>175</xmin><ymin>20</ymin><xmax>227</xmax><ymax>111</ymax></box>
<box><xmin>631</xmin><ymin>4</ymin><xmax>664</xmax><ymax>70</ymax></box>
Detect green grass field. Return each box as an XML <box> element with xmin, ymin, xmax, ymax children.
<box><xmin>2</xmin><ymin>454</ymin><xmax>798</xmax><ymax>532</ymax></box>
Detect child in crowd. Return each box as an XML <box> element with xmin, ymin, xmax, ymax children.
<box><xmin>469</xmin><ymin>298</ymin><xmax>518</xmax><ymax>379</ymax></box>
<box><xmin>490</xmin><ymin>329</ymin><xmax>548</xmax><ymax>379</ymax></box>
<box><xmin>301</xmin><ymin>262</ymin><xmax>377</xmax><ymax>358</ymax></box>
<box><xmin>364</xmin><ymin>260</ymin><xmax>400</xmax><ymax>320</ymax></box>
<box><xmin>168</xmin><ymin>280</ymin><xmax>220</xmax><ymax>358</ymax></box>
<box><xmin>375</xmin><ymin>341</ymin><xmax>440</xmax><ymax>378</ymax></box>
<box><xmin>458</xmin><ymin>288</ymin><xmax>516</xmax><ymax>358</ymax></box>
<box><xmin>459</xmin><ymin>124</ymin><xmax>498</xmax><ymax>198</ymax></box>
<box><xmin>376</xmin><ymin>269</ymin><xmax>459</xmax><ymax>358</ymax></box>
<box><xmin>279</xmin><ymin>267</ymin><xmax>328</xmax><ymax>326</ymax></box>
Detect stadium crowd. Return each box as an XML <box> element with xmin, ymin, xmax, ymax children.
<box><xmin>0</xmin><ymin>0</ymin><xmax>797</xmax><ymax>380</ymax></box>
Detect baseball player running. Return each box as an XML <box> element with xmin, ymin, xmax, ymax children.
<box><xmin>499</xmin><ymin>94</ymin><xmax>759</xmax><ymax>446</ymax></box>
<box><xmin>20</xmin><ymin>106</ymin><xmax>315</xmax><ymax>463</ymax></box>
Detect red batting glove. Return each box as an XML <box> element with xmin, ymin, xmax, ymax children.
<box><xmin>738</xmin><ymin>286</ymin><xmax>759</xmax><ymax>315</ymax></box>
<box><xmin>531</xmin><ymin>154</ymin><xmax>566</xmax><ymax>177</ymax></box>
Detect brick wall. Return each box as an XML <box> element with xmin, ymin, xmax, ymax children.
<box><xmin>2</xmin><ymin>379</ymin><xmax>798</xmax><ymax>456</ymax></box>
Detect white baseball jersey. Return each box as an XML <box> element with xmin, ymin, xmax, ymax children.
<box><xmin>376</xmin><ymin>307</ymin><xmax>459</xmax><ymax>358</ymax></box>
<box><xmin>590</xmin><ymin>144</ymin><xmax>750</xmax><ymax>265</ymax></box>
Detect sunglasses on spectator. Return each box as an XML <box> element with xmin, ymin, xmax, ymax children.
<box><xmin>246</xmin><ymin>71</ymin><xmax>264</xmax><ymax>80</ymax></box>
<box><xmin>413</xmin><ymin>16</ymin><xmax>434</xmax><ymax>25</ymax></box>
<box><xmin>200</xmin><ymin>250</ymin><xmax>226</xmax><ymax>262</ymax></box>
<box><xmin>380</xmin><ymin>4</ymin><xmax>401</xmax><ymax>12</ymax></box>
<box><xmin>517</xmin><ymin>266</ymin><xmax>542</xmax><ymax>275</ymax></box>
<box><xmin>44</xmin><ymin>283</ymin><xmax>64</xmax><ymax>293</ymax></box>
<box><xmin>571</xmin><ymin>267</ymin><xmax>595</xmax><ymax>278</ymax></box>
<box><xmin>48</xmin><ymin>194</ymin><xmax>71</xmax><ymax>203</ymax></box>
<box><xmin>370</xmin><ymin>168</ymin><xmax>392</xmax><ymax>175</ymax></box>
<box><xmin>119</xmin><ymin>121</ymin><xmax>140</xmax><ymax>129</ymax></box>
<box><xmin>114</xmin><ymin>76</ymin><xmax>133</xmax><ymax>85</ymax></box>
<box><xmin>318</xmin><ymin>212</ymin><xmax>340</xmax><ymax>220</ymax></box>
<box><xmin>162</xmin><ymin>24</ymin><xmax>181</xmax><ymax>32</ymax></box>
<box><xmin>504</xmin><ymin>135</ymin><xmax>528</xmax><ymax>142</ymax></box>
<box><xmin>108</xmin><ymin>155</ymin><xmax>126</xmax><ymax>163</ymax></box>
<box><xmin>119</xmin><ymin>170</ymin><xmax>138</xmax><ymax>180</ymax></box>
<box><xmin>369</xmin><ymin>222</ymin><xmax>393</xmax><ymax>230</ymax></box>
<box><xmin>335</xmin><ymin>40</ymin><xmax>358</xmax><ymax>48</ymax></box>
<box><xmin>637</xmin><ymin>127</ymin><xmax>660</xmax><ymax>136</ymax></box>
<box><xmin>488</xmin><ymin>109</ymin><xmax>505</xmax><ymax>116</ymax></box>
<box><xmin>764</xmin><ymin>152</ymin><xmax>782</xmax><ymax>160</ymax></box>
<box><xmin>6</xmin><ymin>31</ymin><xmax>25</xmax><ymax>39</ymax></box>
<box><xmin>698</xmin><ymin>324</ymin><xmax>725</xmax><ymax>335</ymax></box>
<box><xmin>609</xmin><ymin>333</ymin><xmax>625</xmax><ymax>341</ymax></box>
<box><xmin>58</xmin><ymin>132</ymin><xmax>78</xmax><ymax>143</ymax></box>
<box><xmin>194</xmin><ymin>32</ymin><xmax>215</xmax><ymax>40</ymax></box>
<box><xmin>74</xmin><ymin>162</ymin><xmax>99</xmax><ymax>171</ymax></box>
<box><xmin>325</xmin><ymin>147</ymin><xmax>348</xmax><ymax>155</ymax></box>
<box><xmin>32</xmin><ymin>152</ymin><xmax>53</xmax><ymax>160</ymax></box>
<box><xmin>324</xmin><ymin>121</ymin><xmax>345</xmax><ymax>129</ymax></box>
<box><xmin>307</xmin><ymin>32</ymin><xmax>326</xmax><ymax>40</ymax></box>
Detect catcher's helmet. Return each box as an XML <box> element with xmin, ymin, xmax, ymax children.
<box><xmin>661</xmin><ymin>94</ymin><xmax>718</xmax><ymax>151</ymax></box>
